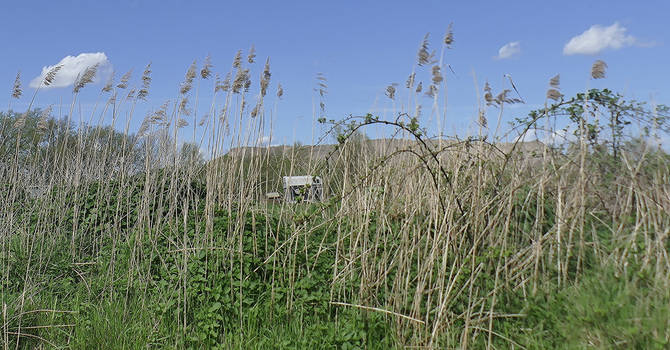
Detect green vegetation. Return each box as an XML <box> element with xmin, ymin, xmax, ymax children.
<box><xmin>2</xmin><ymin>39</ymin><xmax>670</xmax><ymax>349</ymax></box>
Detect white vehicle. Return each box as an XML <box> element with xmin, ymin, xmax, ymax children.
<box><xmin>282</xmin><ymin>176</ymin><xmax>323</xmax><ymax>203</ymax></box>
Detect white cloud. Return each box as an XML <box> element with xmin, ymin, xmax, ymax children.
<box><xmin>30</xmin><ymin>52</ymin><xmax>111</xmax><ymax>89</ymax></box>
<box><xmin>563</xmin><ymin>22</ymin><xmax>636</xmax><ymax>55</ymax></box>
<box><xmin>496</xmin><ymin>41</ymin><xmax>521</xmax><ymax>59</ymax></box>
<box><xmin>258</xmin><ymin>135</ymin><xmax>272</xmax><ymax>145</ymax></box>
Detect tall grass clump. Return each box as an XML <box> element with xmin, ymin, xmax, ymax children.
<box><xmin>1</xmin><ymin>33</ymin><xmax>670</xmax><ymax>349</ymax></box>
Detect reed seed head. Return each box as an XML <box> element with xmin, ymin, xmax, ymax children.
<box><xmin>42</xmin><ymin>65</ymin><xmax>63</xmax><ymax>87</ymax></box>
<box><xmin>73</xmin><ymin>63</ymin><xmax>99</xmax><ymax>93</ymax></box>
<box><xmin>117</xmin><ymin>70</ymin><xmax>132</xmax><ymax>89</ymax></box>
<box><xmin>478</xmin><ymin>110</ymin><xmax>487</xmax><ymax>128</ymax></box>
<box><xmin>233</xmin><ymin>50</ymin><xmax>242</xmax><ymax>68</ymax></box>
<box><xmin>201</xmin><ymin>55</ymin><xmax>213</xmax><ymax>79</ymax></box>
<box><xmin>406</xmin><ymin>72</ymin><xmax>415</xmax><ymax>89</ymax></box>
<box><xmin>425</xmin><ymin>84</ymin><xmax>437</xmax><ymax>98</ymax></box>
<box><xmin>12</xmin><ymin>71</ymin><xmax>22</xmax><ymax>99</ymax></box>
<box><xmin>277</xmin><ymin>83</ymin><xmax>284</xmax><ymax>99</ymax></box>
<box><xmin>260</xmin><ymin>58</ymin><xmax>271</xmax><ymax>97</ymax></box>
<box><xmin>248</xmin><ymin>45</ymin><xmax>256</xmax><ymax>64</ymax></box>
<box><xmin>137</xmin><ymin>63</ymin><xmax>152</xmax><ymax>100</ymax></box>
<box><xmin>385</xmin><ymin>83</ymin><xmax>397</xmax><ymax>100</ymax></box>
<box><xmin>179</xmin><ymin>96</ymin><xmax>191</xmax><ymax>116</ymax></box>
<box><xmin>13</xmin><ymin>111</ymin><xmax>28</xmax><ymax>129</ymax></box>
<box><xmin>443</xmin><ymin>22</ymin><xmax>454</xmax><ymax>48</ymax></box>
<box><xmin>37</xmin><ymin>105</ymin><xmax>52</xmax><ymax>131</ymax></box>
<box><xmin>484</xmin><ymin>81</ymin><xmax>494</xmax><ymax>105</ymax></box>
<box><xmin>315</xmin><ymin>73</ymin><xmax>327</xmax><ymax>97</ymax></box>
<box><xmin>431</xmin><ymin>65</ymin><xmax>443</xmax><ymax>85</ymax></box>
<box><xmin>216</xmin><ymin>73</ymin><xmax>231</xmax><ymax>93</ymax></box>
<box><xmin>102</xmin><ymin>71</ymin><xmax>114</xmax><ymax>93</ymax></box>
<box><xmin>546</xmin><ymin>88</ymin><xmax>563</xmax><ymax>101</ymax></box>
<box><xmin>198</xmin><ymin>113</ymin><xmax>209</xmax><ymax>126</ymax></box>
<box><xmin>251</xmin><ymin>103</ymin><xmax>260</xmax><ymax>118</ymax></box>
<box><xmin>591</xmin><ymin>60</ymin><xmax>607</xmax><ymax>79</ymax></box>
<box><xmin>549</xmin><ymin>74</ymin><xmax>560</xmax><ymax>89</ymax></box>
<box><xmin>417</xmin><ymin>33</ymin><xmax>435</xmax><ymax>66</ymax></box>
<box><xmin>180</xmin><ymin>61</ymin><xmax>197</xmax><ymax>95</ymax></box>
<box><xmin>126</xmin><ymin>88</ymin><xmax>136</xmax><ymax>100</ymax></box>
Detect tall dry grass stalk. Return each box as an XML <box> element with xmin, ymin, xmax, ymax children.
<box><xmin>1</xmin><ymin>42</ymin><xmax>668</xmax><ymax>349</ymax></box>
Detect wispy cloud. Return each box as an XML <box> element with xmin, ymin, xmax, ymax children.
<box><xmin>563</xmin><ymin>22</ymin><xmax>637</xmax><ymax>55</ymax></box>
<box><xmin>30</xmin><ymin>52</ymin><xmax>111</xmax><ymax>89</ymax></box>
<box><xmin>496</xmin><ymin>41</ymin><xmax>521</xmax><ymax>59</ymax></box>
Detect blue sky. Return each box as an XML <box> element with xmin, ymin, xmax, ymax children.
<box><xmin>1</xmin><ymin>0</ymin><xmax>668</xmax><ymax>147</ymax></box>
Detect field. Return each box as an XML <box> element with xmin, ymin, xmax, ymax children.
<box><xmin>1</xmin><ymin>45</ymin><xmax>670</xmax><ymax>349</ymax></box>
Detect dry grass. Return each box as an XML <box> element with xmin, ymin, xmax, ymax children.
<box><xmin>1</xmin><ymin>40</ymin><xmax>669</xmax><ymax>349</ymax></box>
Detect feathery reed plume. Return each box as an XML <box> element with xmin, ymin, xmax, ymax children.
<box><xmin>591</xmin><ymin>60</ymin><xmax>607</xmax><ymax>79</ymax></box>
<box><xmin>247</xmin><ymin>45</ymin><xmax>256</xmax><ymax>64</ymax></box>
<box><xmin>12</xmin><ymin>71</ymin><xmax>22</xmax><ymax>99</ymax></box>
<box><xmin>117</xmin><ymin>70</ymin><xmax>132</xmax><ymax>89</ymax></box>
<box><xmin>179</xmin><ymin>96</ymin><xmax>191</xmax><ymax>116</ymax></box>
<box><xmin>107</xmin><ymin>92</ymin><xmax>117</xmax><ymax>104</ymax></box>
<box><xmin>415</xmin><ymin>81</ymin><xmax>423</xmax><ymax>93</ymax></box>
<box><xmin>431</xmin><ymin>65</ymin><xmax>443</xmax><ymax>85</ymax></box>
<box><xmin>495</xmin><ymin>90</ymin><xmax>508</xmax><ymax>105</ymax></box>
<box><xmin>320</xmin><ymin>101</ymin><xmax>325</xmax><ymax>112</ymax></box>
<box><xmin>244</xmin><ymin>75</ymin><xmax>252</xmax><ymax>92</ymax></box>
<box><xmin>277</xmin><ymin>83</ymin><xmax>284</xmax><ymax>99</ymax></box>
<box><xmin>406</xmin><ymin>72</ymin><xmax>415</xmax><ymax>89</ymax></box>
<box><xmin>484</xmin><ymin>81</ymin><xmax>494</xmax><ymax>106</ymax></box>
<box><xmin>73</xmin><ymin>63</ymin><xmax>99</xmax><ymax>93</ymax></box>
<box><xmin>216</xmin><ymin>73</ymin><xmax>231</xmax><ymax>92</ymax></box>
<box><xmin>546</xmin><ymin>88</ymin><xmax>562</xmax><ymax>101</ymax></box>
<box><xmin>385</xmin><ymin>83</ymin><xmax>397</xmax><ymax>100</ymax></box>
<box><xmin>232</xmin><ymin>69</ymin><xmax>249</xmax><ymax>94</ymax></box>
<box><xmin>478</xmin><ymin>109</ymin><xmax>487</xmax><ymax>128</ymax></box>
<box><xmin>126</xmin><ymin>87</ymin><xmax>136</xmax><ymax>100</ymax></box>
<box><xmin>547</xmin><ymin>74</ymin><xmax>562</xmax><ymax>100</ymax></box>
<box><xmin>198</xmin><ymin>113</ymin><xmax>209</xmax><ymax>126</ymax></box>
<box><xmin>177</xmin><ymin>118</ymin><xmax>189</xmax><ymax>129</ymax></box>
<box><xmin>42</xmin><ymin>64</ymin><xmax>63</xmax><ymax>87</ymax></box>
<box><xmin>415</xmin><ymin>104</ymin><xmax>422</xmax><ymax>118</ymax></box>
<box><xmin>417</xmin><ymin>33</ymin><xmax>435</xmax><ymax>66</ymax></box>
<box><xmin>180</xmin><ymin>61</ymin><xmax>197</xmax><ymax>95</ymax></box>
<box><xmin>137</xmin><ymin>63</ymin><xmax>152</xmax><ymax>100</ymax></box>
<box><xmin>251</xmin><ymin>103</ymin><xmax>260</xmax><ymax>118</ymax></box>
<box><xmin>443</xmin><ymin>22</ymin><xmax>454</xmax><ymax>47</ymax></box>
<box><xmin>260</xmin><ymin>58</ymin><xmax>271</xmax><ymax>97</ymax></box>
<box><xmin>37</xmin><ymin>105</ymin><xmax>52</xmax><ymax>131</ymax></box>
<box><xmin>149</xmin><ymin>101</ymin><xmax>169</xmax><ymax>124</ymax></box>
<box><xmin>137</xmin><ymin>115</ymin><xmax>151</xmax><ymax>137</ymax></box>
<box><xmin>549</xmin><ymin>74</ymin><xmax>560</xmax><ymax>89</ymax></box>
<box><xmin>13</xmin><ymin>111</ymin><xmax>28</xmax><ymax>129</ymax></box>
<box><xmin>102</xmin><ymin>71</ymin><xmax>114</xmax><ymax>93</ymax></box>
<box><xmin>214</xmin><ymin>73</ymin><xmax>221</xmax><ymax>91</ymax></box>
<box><xmin>201</xmin><ymin>55</ymin><xmax>213</xmax><ymax>79</ymax></box>
<box><xmin>425</xmin><ymin>84</ymin><xmax>437</xmax><ymax>98</ymax></box>
<box><xmin>233</xmin><ymin>50</ymin><xmax>242</xmax><ymax>68</ymax></box>
<box><xmin>315</xmin><ymin>73</ymin><xmax>327</xmax><ymax>97</ymax></box>
<box><xmin>494</xmin><ymin>89</ymin><xmax>523</xmax><ymax>105</ymax></box>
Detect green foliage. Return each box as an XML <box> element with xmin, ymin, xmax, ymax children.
<box><xmin>515</xmin><ymin>88</ymin><xmax>669</xmax><ymax>159</ymax></box>
<box><xmin>506</xmin><ymin>265</ymin><xmax>670</xmax><ymax>349</ymax></box>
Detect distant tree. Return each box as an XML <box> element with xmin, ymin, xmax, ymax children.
<box><xmin>514</xmin><ymin>89</ymin><xmax>669</xmax><ymax>160</ymax></box>
<box><xmin>178</xmin><ymin>142</ymin><xmax>205</xmax><ymax>169</ymax></box>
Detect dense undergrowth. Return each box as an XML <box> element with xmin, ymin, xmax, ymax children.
<box><xmin>2</xmin><ymin>36</ymin><xmax>670</xmax><ymax>349</ymax></box>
